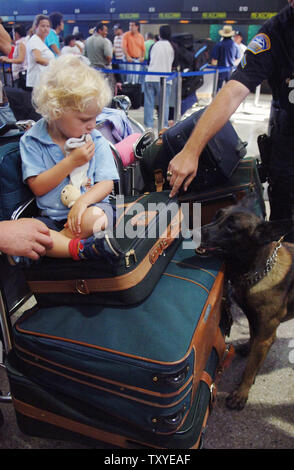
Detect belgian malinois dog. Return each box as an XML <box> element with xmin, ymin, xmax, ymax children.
<box><xmin>200</xmin><ymin>193</ymin><xmax>294</xmax><ymax>410</ymax></box>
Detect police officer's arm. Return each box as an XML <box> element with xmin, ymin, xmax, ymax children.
<box><xmin>168</xmin><ymin>79</ymin><xmax>250</xmax><ymax>197</ymax></box>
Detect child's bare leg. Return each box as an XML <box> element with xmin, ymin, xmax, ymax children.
<box><xmin>62</xmin><ymin>206</ymin><xmax>108</xmax><ymax>240</ymax></box>
<box><xmin>45</xmin><ymin>208</ymin><xmax>108</xmax><ymax>258</ymax></box>
<box><xmin>45</xmin><ymin>230</ymin><xmax>72</xmax><ymax>258</ymax></box>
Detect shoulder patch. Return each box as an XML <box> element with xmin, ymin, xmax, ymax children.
<box><xmin>247</xmin><ymin>33</ymin><xmax>271</xmax><ymax>55</ymax></box>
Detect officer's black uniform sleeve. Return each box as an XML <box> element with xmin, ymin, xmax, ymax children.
<box><xmin>231</xmin><ymin>34</ymin><xmax>274</xmax><ymax>93</ymax></box>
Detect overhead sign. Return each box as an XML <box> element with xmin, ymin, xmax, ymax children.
<box><xmin>251</xmin><ymin>12</ymin><xmax>277</xmax><ymax>20</ymax></box>
<box><xmin>158</xmin><ymin>12</ymin><xmax>181</xmax><ymax>19</ymax></box>
<box><xmin>119</xmin><ymin>13</ymin><xmax>140</xmax><ymax>19</ymax></box>
<box><xmin>202</xmin><ymin>12</ymin><xmax>227</xmax><ymax>19</ymax></box>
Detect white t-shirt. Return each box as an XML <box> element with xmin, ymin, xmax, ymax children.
<box><xmin>61</xmin><ymin>45</ymin><xmax>81</xmax><ymax>55</ymax></box>
<box><xmin>26</xmin><ymin>34</ymin><xmax>54</xmax><ymax>87</ymax></box>
<box><xmin>235</xmin><ymin>42</ymin><xmax>247</xmax><ymax>66</ymax></box>
<box><xmin>145</xmin><ymin>40</ymin><xmax>174</xmax><ymax>83</ymax></box>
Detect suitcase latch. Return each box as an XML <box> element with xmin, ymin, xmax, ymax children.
<box><xmin>125</xmin><ymin>249</ymin><xmax>137</xmax><ymax>268</ymax></box>
<box><xmin>75</xmin><ymin>279</ymin><xmax>90</xmax><ymax>295</ymax></box>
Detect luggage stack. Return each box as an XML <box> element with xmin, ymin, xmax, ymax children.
<box><xmin>6</xmin><ymin>243</ymin><xmax>233</xmax><ymax>449</ymax></box>
<box><xmin>1</xmin><ymin>107</ymin><xmax>265</xmax><ymax>449</ymax></box>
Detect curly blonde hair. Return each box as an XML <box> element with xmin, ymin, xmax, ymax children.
<box><xmin>32</xmin><ymin>55</ymin><xmax>112</xmax><ymax>121</ymax></box>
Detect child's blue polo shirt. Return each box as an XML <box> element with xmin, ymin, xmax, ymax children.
<box><xmin>20</xmin><ymin>118</ymin><xmax>119</xmax><ymax>221</ymax></box>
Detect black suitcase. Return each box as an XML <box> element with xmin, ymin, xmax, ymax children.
<box><xmin>4</xmin><ymin>86</ymin><xmax>42</xmax><ymax>122</ymax></box>
<box><xmin>140</xmin><ymin>108</ymin><xmax>247</xmax><ymax>194</ymax></box>
<box><xmin>20</xmin><ymin>191</ymin><xmax>184</xmax><ymax>307</ymax></box>
<box><xmin>120</xmin><ymin>83</ymin><xmax>142</xmax><ymax>110</ymax></box>
<box><xmin>179</xmin><ymin>157</ymin><xmax>266</xmax><ymax>227</ymax></box>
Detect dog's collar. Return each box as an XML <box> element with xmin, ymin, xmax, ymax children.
<box><xmin>237</xmin><ymin>238</ymin><xmax>284</xmax><ymax>289</ymax></box>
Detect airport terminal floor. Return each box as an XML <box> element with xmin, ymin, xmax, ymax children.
<box><xmin>0</xmin><ymin>93</ymin><xmax>294</xmax><ymax>449</ymax></box>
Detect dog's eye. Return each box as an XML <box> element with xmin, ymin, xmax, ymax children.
<box><xmin>224</xmin><ymin>216</ymin><xmax>236</xmax><ymax>231</ymax></box>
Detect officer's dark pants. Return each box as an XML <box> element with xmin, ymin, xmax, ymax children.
<box><xmin>268</xmin><ymin>130</ymin><xmax>294</xmax><ymax>242</ymax></box>
<box><xmin>268</xmin><ymin>182</ymin><xmax>294</xmax><ymax>242</ymax></box>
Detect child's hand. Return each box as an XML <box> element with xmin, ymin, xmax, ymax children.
<box><xmin>65</xmin><ymin>200</ymin><xmax>88</xmax><ymax>237</ymax></box>
<box><xmin>67</xmin><ymin>138</ymin><xmax>95</xmax><ymax>169</ymax></box>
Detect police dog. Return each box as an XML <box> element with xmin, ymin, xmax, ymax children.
<box><xmin>200</xmin><ymin>193</ymin><xmax>294</xmax><ymax>410</ymax></box>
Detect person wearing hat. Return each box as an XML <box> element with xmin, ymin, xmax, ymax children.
<box><xmin>210</xmin><ymin>24</ymin><xmax>241</xmax><ymax>91</ymax></box>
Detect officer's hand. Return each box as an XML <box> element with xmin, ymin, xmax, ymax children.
<box><xmin>168</xmin><ymin>148</ymin><xmax>199</xmax><ymax>198</ymax></box>
<box><xmin>0</xmin><ymin>219</ymin><xmax>53</xmax><ymax>259</ymax></box>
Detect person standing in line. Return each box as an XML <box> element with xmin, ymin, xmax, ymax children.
<box><xmin>84</xmin><ymin>23</ymin><xmax>115</xmax><ymax>92</ymax></box>
<box><xmin>0</xmin><ymin>24</ymin><xmax>28</xmax><ymax>88</ymax></box>
<box><xmin>144</xmin><ymin>25</ymin><xmax>175</xmax><ymax>130</ymax></box>
<box><xmin>26</xmin><ymin>15</ymin><xmax>55</xmax><ymax>90</ymax></box>
<box><xmin>122</xmin><ymin>21</ymin><xmax>145</xmax><ymax>84</ymax></box>
<box><xmin>74</xmin><ymin>33</ymin><xmax>85</xmax><ymax>54</ymax></box>
<box><xmin>84</xmin><ymin>23</ymin><xmax>112</xmax><ymax>69</ymax></box>
<box><xmin>234</xmin><ymin>30</ymin><xmax>247</xmax><ymax>66</ymax></box>
<box><xmin>113</xmin><ymin>24</ymin><xmax>125</xmax><ymax>62</ymax></box>
<box><xmin>61</xmin><ymin>35</ymin><xmax>81</xmax><ymax>56</ymax></box>
<box><xmin>211</xmin><ymin>25</ymin><xmax>241</xmax><ymax>91</ymax></box>
<box><xmin>0</xmin><ymin>19</ymin><xmax>11</xmax><ymax>56</ymax></box>
<box><xmin>45</xmin><ymin>12</ymin><xmax>64</xmax><ymax>57</ymax></box>
<box><xmin>113</xmin><ymin>24</ymin><xmax>125</xmax><ymax>83</ymax></box>
<box><xmin>144</xmin><ymin>32</ymin><xmax>155</xmax><ymax>61</ymax></box>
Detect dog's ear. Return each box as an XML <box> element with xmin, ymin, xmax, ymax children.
<box><xmin>252</xmin><ymin>219</ymin><xmax>293</xmax><ymax>245</ymax></box>
<box><xmin>239</xmin><ymin>192</ymin><xmax>259</xmax><ymax>212</ymax></box>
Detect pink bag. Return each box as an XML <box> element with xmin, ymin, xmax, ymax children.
<box><xmin>114</xmin><ymin>133</ymin><xmax>142</xmax><ymax>167</ymax></box>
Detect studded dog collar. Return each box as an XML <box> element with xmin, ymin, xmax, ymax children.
<box><xmin>237</xmin><ymin>238</ymin><xmax>283</xmax><ymax>289</ymax></box>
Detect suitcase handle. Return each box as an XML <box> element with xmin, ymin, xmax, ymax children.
<box><xmin>152</xmin><ymin>406</ymin><xmax>186</xmax><ymax>432</ymax></box>
<box><xmin>152</xmin><ymin>365</ymin><xmax>189</xmax><ymax>388</ymax></box>
<box><xmin>197</xmin><ymin>192</ymin><xmax>238</xmax><ymax>205</ymax></box>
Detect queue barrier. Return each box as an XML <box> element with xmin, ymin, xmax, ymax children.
<box><xmin>97</xmin><ymin>62</ymin><xmax>235</xmax><ymax>130</ymax></box>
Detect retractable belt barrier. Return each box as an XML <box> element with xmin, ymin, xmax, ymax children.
<box><xmin>97</xmin><ymin>61</ymin><xmax>235</xmax><ymax>130</ymax></box>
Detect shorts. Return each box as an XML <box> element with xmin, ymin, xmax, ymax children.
<box><xmin>37</xmin><ymin>202</ymin><xmax>116</xmax><ymax>233</ymax></box>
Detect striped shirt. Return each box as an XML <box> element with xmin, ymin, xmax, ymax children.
<box><xmin>113</xmin><ymin>35</ymin><xmax>125</xmax><ymax>60</ymax></box>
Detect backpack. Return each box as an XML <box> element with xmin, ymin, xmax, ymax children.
<box><xmin>172</xmin><ymin>35</ymin><xmax>212</xmax><ymax>98</ymax></box>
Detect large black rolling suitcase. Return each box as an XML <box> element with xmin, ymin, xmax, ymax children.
<box><xmin>120</xmin><ymin>83</ymin><xmax>142</xmax><ymax>110</ymax></box>
<box><xmin>5</xmin><ymin>242</ymin><xmax>233</xmax><ymax>449</ymax></box>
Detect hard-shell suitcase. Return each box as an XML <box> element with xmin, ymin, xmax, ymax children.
<box><xmin>120</xmin><ymin>83</ymin><xmax>142</xmax><ymax>110</ymax></box>
<box><xmin>140</xmin><ymin>108</ymin><xmax>247</xmax><ymax>193</ymax></box>
<box><xmin>22</xmin><ymin>191</ymin><xmax>184</xmax><ymax>307</ymax></box>
<box><xmin>179</xmin><ymin>157</ymin><xmax>266</xmax><ymax>227</ymax></box>
<box><xmin>5</xmin><ymin>346</ymin><xmax>226</xmax><ymax>449</ymax></box>
<box><xmin>6</xmin><ymin>242</ymin><xmax>233</xmax><ymax>448</ymax></box>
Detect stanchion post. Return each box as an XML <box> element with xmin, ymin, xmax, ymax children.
<box><xmin>158</xmin><ymin>76</ymin><xmax>167</xmax><ymax>132</ymax></box>
<box><xmin>212</xmin><ymin>67</ymin><xmax>219</xmax><ymax>97</ymax></box>
<box><xmin>175</xmin><ymin>71</ymin><xmax>182</xmax><ymax>122</ymax></box>
<box><xmin>254</xmin><ymin>84</ymin><xmax>261</xmax><ymax>107</ymax></box>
